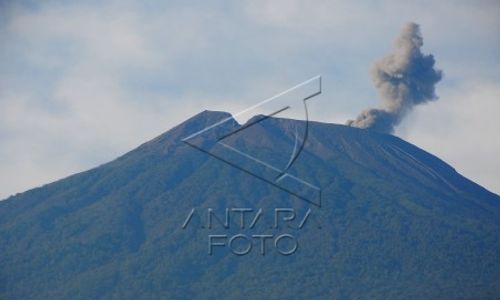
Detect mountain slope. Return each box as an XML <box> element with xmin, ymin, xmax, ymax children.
<box><xmin>1</xmin><ymin>110</ymin><xmax>499</xmax><ymax>299</ymax></box>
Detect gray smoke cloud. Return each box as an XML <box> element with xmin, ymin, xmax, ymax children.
<box><xmin>347</xmin><ymin>22</ymin><xmax>443</xmax><ymax>133</ymax></box>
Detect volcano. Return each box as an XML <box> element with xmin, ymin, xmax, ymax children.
<box><xmin>1</xmin><ymin>110</ymin><xmax>499</xmax><ymax>299</ymax></box>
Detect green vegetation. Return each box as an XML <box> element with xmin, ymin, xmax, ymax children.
<box><xmin>0</xmin><ymin>111</ymin><xmax>499</xmax><ymax>299</ymax></box>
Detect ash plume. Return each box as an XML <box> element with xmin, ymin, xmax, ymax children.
<box><xmin>347</xmin><ymin>22</ymin><xmax>443</xmax><ymax>133</ymax></box>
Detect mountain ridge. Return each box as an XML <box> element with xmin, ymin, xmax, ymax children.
<box><xmin>4</xmin><ymin>109</ymin><xmax>497</xmax><ymax>201</ymax></box>
<box><xmin>0</xmin><ymin>110</ymin><xmax>499</xmax><ymax>299</ymax></box>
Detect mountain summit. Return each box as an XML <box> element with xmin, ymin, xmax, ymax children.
<box><xmin>1</xmin><ymin>111</ymin><xmax>499</xmax><ymax>299</ymax></box>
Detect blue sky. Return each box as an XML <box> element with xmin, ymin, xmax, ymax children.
<box><xmin>1</xmin><ymin>0</ymin><xmax>499</xmax><ymax>198</ymax></box>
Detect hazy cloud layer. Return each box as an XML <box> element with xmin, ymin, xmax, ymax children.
<box><xmin>401</xmin><ymin>81</ymin><xmax>500</xmax><ymax>193</ymax></box>
<box><xmin>0</xmin><ymin>1</ymin><xmax>499</xmax><ymax>198</ymax></box>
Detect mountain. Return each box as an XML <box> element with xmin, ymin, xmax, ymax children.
<box><xmin>1</xmin><ymin>110</ymin><xmax>499</xmax><ymax>299</ymax></box>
